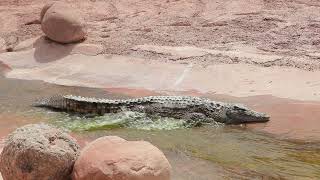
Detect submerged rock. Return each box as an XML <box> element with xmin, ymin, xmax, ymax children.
<box><xmin>0</xmin><ymin>124</ymin><xmax>80</xmax><ymax>180</ymax></box>
<box><xmin>41</xmin><ymin>2</ymin><xmax>86</xmax><ymax>43</ymax></box>
<box><xmin>72</xmin><ymin>136</ymin><xmax>171</xmax><ymax>180</ymax></box>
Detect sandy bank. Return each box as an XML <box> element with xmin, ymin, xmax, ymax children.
<box><xmin>1</xmin><ymin>46</ymin><xmax>320</xmax><ymax>101</ymax></box>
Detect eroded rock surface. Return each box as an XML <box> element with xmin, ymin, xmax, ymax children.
<box><xmin>0</xmin><ymin>124</ymin><xmax>80</xmax><ymax>180</ymax></box>
<box><xmin>72</xmin><ymin>136</ymin><xmax>171</xmax><ymax>180</ymax></box>
<box><xmin>0</xmin><ymin>38</ymin><xmax>6</xmax><ymax>53</ymax></box>
<box><xmin>41</xmin><ymin>2</ymin><xmax>86</xmax><ymax>43</ymax></box>
<box><xmin>1</xmin><ymin>0</ymin><xmax>320</xmax><ymax>69</ymax></box>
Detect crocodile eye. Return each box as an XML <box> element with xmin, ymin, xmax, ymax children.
<box><xmin>234</xmin><ymin>105</ymin><xmax>246</xmax><ymax>111</ymax></box>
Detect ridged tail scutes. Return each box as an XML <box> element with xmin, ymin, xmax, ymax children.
<box><xmin>33</xmin><ymin>97</ymin><xmax>49</xmax><ymax>107</ymax></box>
<box><xmin>33</xmin><ymin>95</ymin><xmax>65</xmax><ymax>108</ymax></box>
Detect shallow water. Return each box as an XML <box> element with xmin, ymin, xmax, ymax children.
<box><xmin>0</xmin><ymin>77</ymin><xmax>320</xmax><ymax>179</ymax></box>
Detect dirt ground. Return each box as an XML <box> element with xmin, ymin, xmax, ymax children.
<box><xmin>1</xmin><ymin>0</ymin><xmax>320</xmax><ymax>70</ymax></box>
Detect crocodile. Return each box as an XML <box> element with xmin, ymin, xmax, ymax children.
<box><xmin>33</xmin><ymin>95</ymin><xmax>270</xmax><ymax>125</ymax></box>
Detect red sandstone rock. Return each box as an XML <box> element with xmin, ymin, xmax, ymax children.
<box><xmin>41</xmin><ymin>2</ymin><xmax>86</xmax><ymax>43</ymax></box>
<box><xmin>72</xmin><ymin>136</ymin><xmax>171</xmax><ymax>180</ymax></box>
<box><xmin>0</xmin><ymin>124</ymin><xmax>80</xmax><ymax>180</ymax></box>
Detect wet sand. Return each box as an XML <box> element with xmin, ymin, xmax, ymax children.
<box><xmin>206</xmin><ymin>94</ymin><xmax>320</xmax><ymax>141</ymax></box>
<box><xmin>246</xmin><ymin>96</ymin><xmax>320</xmax><ymax>141</ymax></box>
<box><xmin>2</xmin><ymin>49</ymin><xmax>320</xmax><ymax>101</ymax></box>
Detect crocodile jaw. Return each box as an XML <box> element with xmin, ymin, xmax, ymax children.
<box><xmin>225</xmin><ymin>105</ymin><xmax>270</xmax><ymax>124</ymax></box>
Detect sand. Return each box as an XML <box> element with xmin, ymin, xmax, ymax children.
<box><xmin>1</xmin><ymin>0</ymin><xmax>320</xmax><ymax>69</ymax></box>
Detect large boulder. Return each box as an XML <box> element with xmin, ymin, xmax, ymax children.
<box><xmin>72</xmin><ymin>136</ymin><xmax>171</xmax><ymax>180</ymax></box>
<box><xmin>41</xmin><ymin>2</ymin><xmax>86</xmax><ymax>43</ymax></box>
<box><xmin>0</xmin><ymin>124</ymin><xmax>80</xmax><ymax>180</ymax></box>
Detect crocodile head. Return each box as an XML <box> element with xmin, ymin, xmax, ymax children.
<box><xmin>225</xmin><ymin>104</ymin><xmax>270</xmax><ymax>124</ymax></box>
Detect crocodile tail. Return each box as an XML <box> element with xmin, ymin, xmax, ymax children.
<box><xmin>33</xmin><ymin>95</ymin><xmax>66</xmax><ymax>109</ymax></box>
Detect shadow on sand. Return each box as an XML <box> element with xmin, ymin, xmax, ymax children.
<box><xmin>33</xmin><ymin>36</ymin><xmax>76</xmax><ymax>63</ymax></box>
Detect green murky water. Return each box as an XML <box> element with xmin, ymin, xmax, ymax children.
<box><xmin>50</xmin><ymin>111</ymin><xmax>190</xmax><ymax>131</ymax></box>
<box><xmin>0</xmin><ymin>77</ymin><xmax>320</xmax><ymax>179</ymax></box>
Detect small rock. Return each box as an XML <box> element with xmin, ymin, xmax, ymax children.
<box><xmin>72</xmin><ymin>136</ymin><xmax>171</xmax><ymax>180</ymax></box>
<box><xmin>0</xmin><ymin>124</ymin><xmax>80</xmax><ymax>180</ymax></box>
<box><xmin>41</xmin><ymin>2</ymin><xmax>87</xmax><ymax>43</ymax></box>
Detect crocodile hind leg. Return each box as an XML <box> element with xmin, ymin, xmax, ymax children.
<box><xmin>183</xmin><ymin>113</ymin><xmax>208</xmax><ymax>127</ymax></box>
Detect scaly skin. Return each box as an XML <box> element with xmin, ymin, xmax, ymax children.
<box><xmin>34</xmin><ymin>95</ymin><xmax>270</xmax><ymax>125</ymax></box>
